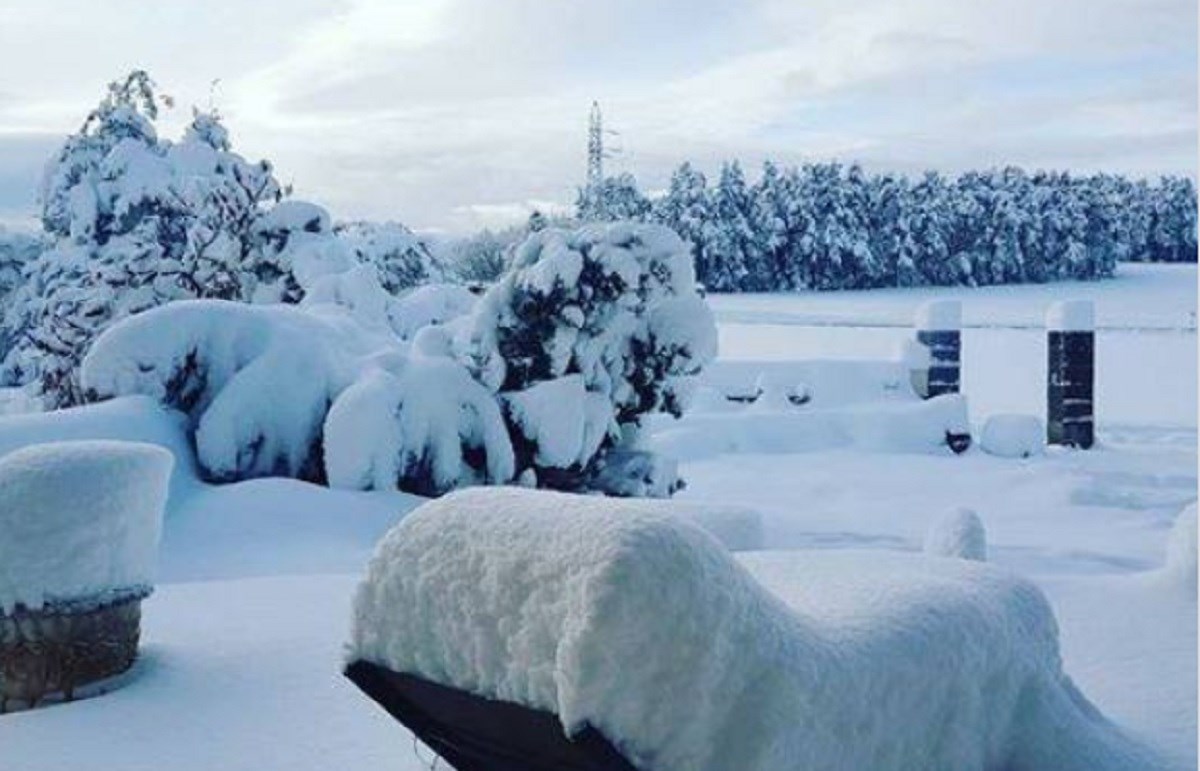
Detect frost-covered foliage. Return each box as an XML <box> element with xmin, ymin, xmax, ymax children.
<box><xmin>0</xmin><ymin>440</ymin><xmax>172</xmax><ymax>615</ymax></box>
<box><xmin>460</xmin><ymin>221</ymin><xmax>717</xmax><ymax>492</ymax></box>
<box><xmin>80</xmin><ymin>300</ymin><xmax>513</xmax><ymax>494</ymax></box>
<box><xmin>572</xmin><ymin>163</ymin><xmax>1197</xmax><ymax>292</ymax></box>
<box><xmin>334</xmin><ymin>220</ymin><xmax>442</xmax><ymax>294</ymax></box>
<box><xmin>3</xmin><ymin>71</ymin><xmax>286</xmax><ymax>406</ymax></box>
<box><xmin>0</xmin><ymin>229</ymin><xmax>46</xmax><ymax>382</ymax></box>
<box><xmin>350</xmin><ymin>487</ymin><xmax>1160</xmax><ymax>771</ymax></box>
<box><xmin>81</xmin><ymin>222</ymin><xmax>715</xmax><ymax>498</ymax></box>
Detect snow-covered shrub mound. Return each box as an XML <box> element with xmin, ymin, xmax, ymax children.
<box><xmin>81</xmin><ymin>300</ymin><xmax>513</xmax><ymax>494</ymax></box>
<box><xmin>335</xmin><ymin>220</ymin><xmax>443</xmax><ymax>295</ymax></box>
<box><xmin>460</xmin><ymin>222</ymin><xmax>717</xmax><ymax>493</ymax></box>
<box><xmin>981</xmin><ymin>413</ymin><xmax>1044</xmax><ymax>458</ymax></box>
<box><xmin>0</xmin><ymin>441</ymin><xmax>172</xmax><ymax>614</ymax></box>
<box><xmin>350</xmin><ymin>487</ymin><xmax>1157</xmax><ymax>771</ymax></box>
<box><xmin>924</xmin><ymin>507</ymin><xmax>988</xmax><ymax>561</ymax></box>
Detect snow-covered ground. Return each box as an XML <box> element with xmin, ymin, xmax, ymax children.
<box><xmin>1</xmin><ymin>264</ymin><xmax>1195</xmax><ymax>770</ymax></box>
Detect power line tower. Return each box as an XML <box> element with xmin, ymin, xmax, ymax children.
<box><xmin>585</xmin><ymin>101</ymin><xmax>604</xmax><ymax>215</ymax></box>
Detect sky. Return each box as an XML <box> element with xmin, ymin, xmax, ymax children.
<box><xmin>0</xmin><ymin>0</ymin><xmax>1195</xmax><ymax>234</ymax></box>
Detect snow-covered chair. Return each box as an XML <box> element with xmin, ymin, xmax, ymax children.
<box><xmin>0</xmin><ymin>441</ymin><xmax>172</xmax><ymax>712</ymax></box>
<box><xmin>346</xmin><ymin>488</ymin><xmax>1157</xmax><ymax>771</ymax></box>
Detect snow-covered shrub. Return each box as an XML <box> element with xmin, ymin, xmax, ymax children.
<box><xmin>388</xmin><ymin>283</ymin><xmax>477</xmax><ymax>340</ymax></box>
<box><xmin>350</xmin><ymin>487</ymin><xmax>1160</xmax><ymax>771</ymax></box>
<box><xmin>7</xmin><ymin>71</ymin><xmax>285</xmax><ymax>407</ymax></box>
<box><xmin>0</xmin><ymin>440</ymin><xmax>172</xmax><ymax>614</ymax></box>
<box><xmin>924</xmin><ymin>507</ymin><xmax>988</xmax><ymax>561</ymax></box>
<box><xmin>80</xmin><ymin>300</ymin><xmax>514</xmax><ymax>494</ymax></box>
<box><xmin>335</xmin><ymin>220</ymin><xmax>442</xmax><ymax>294</ymax></box>
<box><xmin>981</xmin><ymin>414</ymin><xmax>1044</xmax><ymax>458</ymax></box>
<box><xmin>460</xmin><ymin>221</ymin><xmax>717</xmax><ymax>493</ymax></box>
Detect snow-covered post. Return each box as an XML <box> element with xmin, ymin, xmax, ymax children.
<box><xmin>1046</xmin><ymin>301</ymin><xmax>1095</xmax><ymax>449</ymax></box>
<box><xmin>0</xmin><ymin>441</ymin><xmax>172</xmax><ymax>712</ymax></box>
<box><xmin>914</xmin><ymin>300</ymin><xmax>962</xmax><ymax>398</ymax></box>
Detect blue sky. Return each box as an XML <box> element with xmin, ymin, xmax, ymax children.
<box><xmin>0</xmin><ymin>0</ymin><xmax>1195</xmax><ymax>233</ymax></box>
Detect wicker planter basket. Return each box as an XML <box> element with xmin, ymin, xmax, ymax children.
<box><xmin>0</xmin><ymin>592</ymin><xmax>147</xmax><ymax>713</ymax></box>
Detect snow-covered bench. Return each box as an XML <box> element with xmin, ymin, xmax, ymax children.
<box><xmin>0</xmin><ymin>441</ymin><xmax>172</xmax><ymax>712</ymax></box>
<box><xmin>346</xmin><ymin>488</ymin><xmax>1156</xmax><ymax>771</ymax></box>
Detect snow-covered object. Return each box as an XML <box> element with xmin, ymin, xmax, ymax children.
<box><xmin>915</xmin><ymin>299</ymin><xmax>962</xmax><ymax>331</ymax></box>
<box><xmin>1047</xmin><ymin>300</ymin><xmax>1096</xmax><ymax>332</ymax></box>
<box><xmin>0</xmin><ymin>441</ymin><xmax>172</xmax><ymax>614</ymax></box>
<box><xmin>656</xmin><ymin>500</ymin><xmax>764</xmax><ymax>551</ymax></box>
<box><xmin>1159</xmin><ymin>503</ymin><xmax>1197</xmax><ymax>594</ymax></box>
<box><xmin>924</xmin><ymin>507</ymin><xmax>988</xmax><ymax>561</ymax></box>
<box><xmin>503</xmin><ymin>375</ymin><xmax>613</xmax><ymax>469</ymax></box>
<box><xmin>350</xmin><ymin>487</ymin><xmax>1157</xmax><ymax>771</ymax></box>
<box><xmin>81</xmin><ymin>300</ymin><xmax>513</xmax><ymax>495</ymax></box>
<box><xmin>459</xmin><ymin>221</ymin><xmax>717</xmax><ymax>486</ymax></box>
<box><xmin>981</xmin><ymin>413</ymin><xmax>1044</xmax><ymax>458</ymax></box>
<box><xmin>389</xmin><ymin>283</ymin><xmax>477</xmax><ymax>340</ymax></box>
<box><xmin>335</xmin><ymin>220</ymin><xmax>443</xmax><ymax>294</ymax></box>
<box><xmin>700</xmin><ymin>358</ymin><xmax>917</xmax><ymax>409</ymax></box>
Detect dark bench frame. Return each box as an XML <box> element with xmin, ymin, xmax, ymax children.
<box><xmin>345</xmin><ymin>660</ymin><xmax>641</xmax><ymax>771</ymax></box>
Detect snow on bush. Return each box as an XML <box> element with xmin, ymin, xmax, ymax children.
<box><xmin>981</xmin><ymin>413</ymin><xmax>1044</xmax><ymax>458</ymax></box>
<box><xmin>388</xmin><ymin>283</ymin><xmax>477</xmax><ymax>340</ymax></box>
<box><xmin>335</xmin><ymin>220</ymin><xmax>443</xmax><ymax>295</ymax></box>
<box><xmin>0</xmin><ymin>440</ymin><xmax>172</xmax><ymax>614</ymax></box>
<box><xmin>80</xmin><ymin>300</ymin><xmax>513</xmax><ymax>494</ymax></box>
<box><xmin>924</xmin><ymin>507</ymin><xmax>988</xmax><ymax>561</ymax></box>
<box><xmin>459</xmin><ymin>221</ymin><xmax>717</xmax><ymax>493</ymax></box>
<box><xmin>350</xmin><ymin>487</ymin><xmax>1158</xmax><ymax>771</ymax></box>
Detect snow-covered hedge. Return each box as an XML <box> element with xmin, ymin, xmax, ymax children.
<box><xmin>81</xmin><ymin>222</ymin><xmax>715</xmax><ymax>498</ymax></box>
<box><xmin>0</xmin><ymin>441</ymin><xmax>172</xmax><ymax>615</ymax></box>
<box><xmin>350</xmin><ymin>487</ymin><xmax>1159</xmax><ymax>771</ymax></box>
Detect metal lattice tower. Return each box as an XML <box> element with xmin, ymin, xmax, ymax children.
<box><xmin>586</xmin><ymin>101</ymin><xmax>604</xmax><ymax>210</ymax></box>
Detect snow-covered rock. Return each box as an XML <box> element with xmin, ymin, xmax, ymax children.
<box><xmin>981</xmin><ymin>413</ymin><xmax>1044</xmax><ymax>458</ymax></box>
<box><xmin>350</xmin><ymin>487</ymin><xmax>1157</xmax><ymax>771</ymax></box>
<box><xmin>0</xmin><ymin>440</ymin><xmax>172</xmax><ymax>614</ymax></box>
<box><xmin>925</xmin><ymin>507</ymin><xmax>988</xmax><ymax>561</ymax></box>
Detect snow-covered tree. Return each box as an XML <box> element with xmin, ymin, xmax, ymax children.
<box><xmin>335</xmin><ymin>220</ymin><xmax>441</xmax><ymax>295</ymax></box>
<box><xmin>9</xmin><ymin>71</ymin><xmax>285</xmax><ymax>406</ymax></box>
<box><xmin>459</xmin><ymin>221</ymin><xmax>717</xmax><ymax>493</ymax></box>
<box><xmin>576</xmin><ymin>172</ymin><xmax>651</xmax><ymax>222</ymax></box>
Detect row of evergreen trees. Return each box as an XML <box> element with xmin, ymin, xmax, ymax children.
<box><xmin>577</xmin><ymin>163</ymin><xmax>1197</xmax><ymax>292</ymax></box>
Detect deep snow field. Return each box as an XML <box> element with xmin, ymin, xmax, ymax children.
<box><xmin>1</xmin><ymin>263</ymin><xmax>1195</xmax><ymax>770</ymax></box>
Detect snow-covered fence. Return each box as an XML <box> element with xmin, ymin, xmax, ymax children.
<box><xmin>1046</xmin><ymin>300</ymin><xmax>1095</xmax><ymax>449</ymax></box>
<box><xmin>914</xmin><ymin>300</ymin><xmax>962</xmax><ymax>398</ymax></box>
<box><xmin>0</xmin><ymin>441</ymin><xmax>172</xmax><ymax>712</ymax></box>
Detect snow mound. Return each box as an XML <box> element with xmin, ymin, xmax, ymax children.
<box><xmin>925</xmin><ymin>507</ymin><xmax>988</xmax><ymax>561</ymax></box>
<box><xmin>350</xmin><ymin>487</ymin><xmax>1157</xmax><ymax>771</ymax></box>
<box><xmin>1159</xmin><ymin>503</ymin><xmax>1197</xmax><ymax>594</ymax></box>
<box><xmin>389</xmin><ymin>283</ymin><xmax>477</xmax><ymax>340</ymax></box>
<box><xmin>0</xmin><ymin>440</ymin><xmax>172</xmax><ymax>614</ymax></box>
<box><xmin>981</xmin><ymin>413</ymin><xmax>1044</xmax><ymax>458</ymax></box>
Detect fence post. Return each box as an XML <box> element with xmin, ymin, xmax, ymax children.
<box><xmin>914</xmin><ymin>300</ymin><xmax>962</xmax><ymax>398</ymax></box>
<box><xmin>1046</xmin><ymin>300</ymin><xmax>1095</xmax><ymax>449</ymax></box>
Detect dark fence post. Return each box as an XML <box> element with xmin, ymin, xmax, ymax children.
<box><xmin>915</xmin><ymin>300</ymin><xmax>962</xmax><ymax>399</ymax></box>
<box><xmin>1046</xmin><ymin>300</ymin><xmax>1095</xmax><ymax>449</ymax></box>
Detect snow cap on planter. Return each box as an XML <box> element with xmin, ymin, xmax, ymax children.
<box><xmin>0</xmin><ymin>440</ymin><xmax>172</xmax><ymax>614</ymax></box>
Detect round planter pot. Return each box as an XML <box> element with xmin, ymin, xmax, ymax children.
<box><xmin>0</xmin><ymin>592</ymin><xmax>147</xmax><ymax>713</ymax></box>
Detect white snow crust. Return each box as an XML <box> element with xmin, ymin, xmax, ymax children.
<box><xmin>0</xmin><ymin>440</ymin><xmax>172</xmax><ymax>614</ymax></box>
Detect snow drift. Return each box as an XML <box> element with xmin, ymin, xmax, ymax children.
<box><xmin>350</xmin><ymin>487</ymin><xmax>1159</xmax><ymax>771</ymax></box>
<box><xmin>0</xmin><ymin>440</ymin><xmax>172</xmax><ymax>614</ymax></box>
